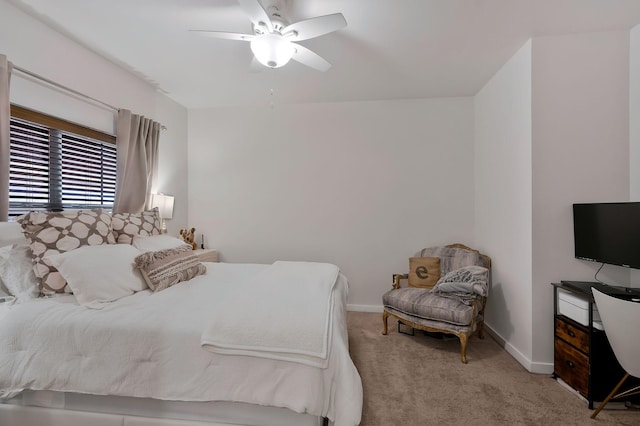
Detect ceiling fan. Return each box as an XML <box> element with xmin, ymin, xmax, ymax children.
<box><xmin>191</xmin><ymin>0</ymin><xmax>347</xmax><ymax>71</ymax></box>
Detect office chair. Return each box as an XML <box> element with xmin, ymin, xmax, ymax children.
<box><xmin>590</xmin><ymin>288</ymin><xmax>640</xmax><ymax>419</ymax></box>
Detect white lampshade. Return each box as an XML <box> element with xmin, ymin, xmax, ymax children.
<box><xmin>151</xmin><ymin>193</ymin><xmax>174</xmax><ymax>220</ymax></box>
<box><xmin>250</xmin><ymin>33</ymin><xmax>295</xmax><ymax>68</ymax></box>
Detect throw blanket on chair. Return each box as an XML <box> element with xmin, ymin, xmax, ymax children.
<box><xmin>201</xmin><ymin>261</ymin><xmax>339</xmax><ymax>368</ymax></box>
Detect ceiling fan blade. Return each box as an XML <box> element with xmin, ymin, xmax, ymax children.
<box><xmin>190</xmin><ymin>30</ymin><xmax>255</xmax><ymax>41</ymax></box>
<box><xmin>291</xmin><ymin>43</ymin><xmax>331</xmax><ymax>72</ymax></box>
<box><xmin>238</xmin><ymin>0</ymin><xmax>273</xmax><ymax>33</ymax></box>
<box><xmin>283</xmin><ymin>13</ymin><xmax>347</xmax><ymax>41</ymax></box>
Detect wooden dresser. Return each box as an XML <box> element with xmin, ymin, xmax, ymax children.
<box><xmin>551</xmin><ymin>282</ymin><xmax>625</xmax><ymax>409</ymax></box>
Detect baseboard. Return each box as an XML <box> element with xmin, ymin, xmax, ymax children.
<box><xmin>347</xmin><ymin>304</ymin><xmax>383</xmax><ymax>313</ymax></box>
<box><xmin>484</xmin><ymin>324</ymin><xmax>553</xmax><ymax>374</ymax></box>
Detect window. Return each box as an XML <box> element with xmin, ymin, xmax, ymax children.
<box><xmin>9</xmin><ymin>105</ymin><xmax>116</xmax><ymax>218</ymax></box>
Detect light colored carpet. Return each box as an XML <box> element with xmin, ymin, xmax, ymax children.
<box><xmin>347</xmin><ymin>312</ymin><xmax>639</xmax><ymax>426</ymax></box>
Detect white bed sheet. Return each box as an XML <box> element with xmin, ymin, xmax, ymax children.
<box><xmin>0</xmin><ymin>262</ymin><xmax>362</xmax><ymax>426</ymax></box>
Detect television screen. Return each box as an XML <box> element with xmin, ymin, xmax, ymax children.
<box><xmin>573</xmin><ymin>202</ymin><xmax>640</xmax><ymax>269</ymax></box>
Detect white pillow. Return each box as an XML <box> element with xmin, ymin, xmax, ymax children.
<box><xmin>0</xmin><ymin>221</ymin><xmax>27</xmax><ymax>247</ymax></box>
<box><xmin>132</xmin><ymin>234</ymin><xmax>187</xmax><ymax>252</ymax></box>
<box><xmin>46</xmin><ymin>244</ymin><xmax>147</xmax><ymax>309</ymax></box>
<box><xmin>0</xmin><ymin>244</ymin><xmax>39</xmax><ymax>302</ymax></box>
<box><xmin>0</xmin><ymin>280</ymin><xmax>15</xmax><ymax>304</ymax></box>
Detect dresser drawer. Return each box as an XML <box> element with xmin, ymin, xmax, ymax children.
<box><xmin>554</xmin><ymin>338</ymin><xmax>589</xmax><ymax>397</ymax></box>
<box><xmin>555</xmin><ymin>317</ymin><xmax>588</xmax><ymax>353</ymax></box>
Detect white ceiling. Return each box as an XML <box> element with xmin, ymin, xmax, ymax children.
<box><xmin>8</xmin><ymin>0</ymin><xmax>640</xmax><ymax>109</ymax></box>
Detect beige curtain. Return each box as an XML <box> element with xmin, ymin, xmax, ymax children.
<box><xmin>113</xmin><ymin>109</ymin><xmax>160</xmax><ymax>213</ymax></box>
<box><xmin>0</xmin><ymin>55</ymin><xmax>13</xmax><ymax>221</ymax></box>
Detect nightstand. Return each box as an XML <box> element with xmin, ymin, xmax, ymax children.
<box><xmin>193</xmin><ymin>248</ymin><xmax>219</xmax><ymax>262</ymax></box>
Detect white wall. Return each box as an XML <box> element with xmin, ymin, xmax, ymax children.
<box><xmin>531</xmin><ymin>31</ymin><xmax>630</xmax><ymax>367</ymax></box>
<box><xmin>474</xmin><ymin>40</ymin><xmax>533</xmax><ymax>369</ymax></box>
<box><xmin>152</xmin><ymin>93</ymin><xmax>188</xmax><ymax>235</ymax></box>
<box><xmin>188</xmin><ymin>98</ymin><xmax>474</xmax><ymax>307</ymax></box>
<box><xmin>0</xmin><ymin>0</ymin><xmax>189</xmax><ymax>231</ymax></box>
<box><xmin>475</xmin><ymin>31</ymin><xmax>630</xmax><ymax>374</ymax></box>
<box><xmin>631</xmin><ymin>25</ymin><xmax>640</xmax><ymax>202</ymax></box>
<box><xmin>631</xmin><ymin>26</ymin><xmax>640</xmax><ymax>285</ymax></box>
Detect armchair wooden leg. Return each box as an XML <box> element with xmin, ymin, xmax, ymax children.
<box><xmin>459</xmin><ymin>332</ymin><xmax>469</xmax><ymax>364</ymax></box>
<box><xmin>591</xmin><ymin>373</ymin><xmax>629</xmax><ymax>419</ymax></box>
<box><xmin>477</xmin><ymin>320</ymin><xmax>485</xmax><ymax>339</ymax></box>
<box><xmin>382</xmin><ymin>311</ymin><xmax>389</xmax><ymax>335</ymax></box>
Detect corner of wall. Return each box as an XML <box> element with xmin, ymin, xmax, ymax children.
<box><xmin>474</xmin><ymin>38</ymin><xmax>533</xmax><ymax>370</ymax></box>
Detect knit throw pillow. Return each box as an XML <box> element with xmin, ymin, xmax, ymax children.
<box><xmin>134</xmin><ymin>244</ymin><xmax>206</xmax><ymax>292</ymax></box>
<box><xmin>18</xmin><ymin>208</ymin><xmax>116</xmax><ymax>294</ymax></box>
<box><xmin>112</xmin><ymin>208</ymin><xmax>162</xmax><ymax>244</ymax></box>
<box><xmin>408</xmin><ymin>257</ymin><xmax>441</xmax><ymax>288</ymax></box>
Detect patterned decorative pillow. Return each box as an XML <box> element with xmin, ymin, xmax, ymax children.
<box><xmin>408</xmin><ymin>257</ymin><xmax>441</xmax><ymax>288</ymax></box>
<box><xmin>112</xmin><ymin>208</ymin><xmax>162</xmax><ymax>244</ymax></box>
<box><xmin>134</xmin><ymin>244</ymin><xmax>206</xmax><ymax>292</ymax></box>
<box><xmin>18</xmin><ymin>209</ymin><xmax>116</xmax><ymax>294</ymax></box>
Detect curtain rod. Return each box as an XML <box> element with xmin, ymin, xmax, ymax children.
<box><xmin>12</xmin><ymin>65</ymin><xmax>167</xmax><ymax>130</ymax></box>
<box><xmin>13</xmin><ymin>65</ymin><xmax>119</xmax><ymax>112</ymax></box>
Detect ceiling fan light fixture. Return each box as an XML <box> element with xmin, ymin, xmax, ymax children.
<box><xmin>250</xmin><ymin>33</ymin><xmax>295</xmax><ymax>68</ymax></box>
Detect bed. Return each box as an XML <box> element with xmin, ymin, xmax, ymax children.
<box><xmin>0</xmin><ymin>216</ymin><xmax>363</xmax><ymax>426</ymax></box>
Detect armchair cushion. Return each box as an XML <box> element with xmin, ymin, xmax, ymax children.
<box><xmin>408</xmin><ymin>257</ymin><xmax>440</xmax><ymax>288</ymax></box>
<box><xmin>382</xmin><ymin>287</ymin><xmax>476</xmax><ymax>326</ymax></box>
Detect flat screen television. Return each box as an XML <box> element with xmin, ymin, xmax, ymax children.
<box><xmin>573</xmin><ymin>202</ymin><xmax>640</xmax><ymax>269</ymax></box>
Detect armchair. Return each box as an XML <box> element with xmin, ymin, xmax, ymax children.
<box><xmin>382</xmin><ymin>243</ymin><xmax>491</xmax><ymax>363</ymax></box>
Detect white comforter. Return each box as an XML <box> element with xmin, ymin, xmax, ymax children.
<box><xmin>0</xmin><ymin>263</ymin><xmax>363</xmax><ymax>426</ymax></box>
<box><xmin>201</xmin><ymin>261</ymin><xmax>338</xmax><ymax>367</ymax></box>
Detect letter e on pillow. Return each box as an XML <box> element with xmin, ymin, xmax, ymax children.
<box><xmin>408</xmin><ymin>257</ymin><xmax>441</xmax><ymax>288</ymax></box>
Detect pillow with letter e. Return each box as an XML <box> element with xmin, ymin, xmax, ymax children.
<box><xmin>408</xmin><ymin>257</ymin><xmax>441</xmax><ymax>288</ymax></box>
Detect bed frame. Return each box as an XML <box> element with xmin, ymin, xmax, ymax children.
<box><xmin>0</xmin><ymin>391</ymin><xmax>329</xmax><ymax>426</ymax></box>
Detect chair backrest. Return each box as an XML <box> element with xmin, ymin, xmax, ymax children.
<box><xmin>414</xmin><ymin>244</ymin><xmax>491</xmax><ymax>276</ymax></box>
<box><xmin>592</xmin><ymin>288</ymin><xmax>640</xmax><ymax>378</ymax></box>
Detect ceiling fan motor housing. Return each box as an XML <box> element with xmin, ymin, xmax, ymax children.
<box><xmin>250</xmin><ymin>33</ymin><xmax>295</xmax><ymax>68</ymax></box>
<box><xmin>253</xmin><ymin>4</ymin><xmax>288</xmax><ymax>35</ymax></box>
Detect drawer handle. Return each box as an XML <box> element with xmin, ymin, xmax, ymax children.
<box><xmin>568</xmin><ymin>330</ymin><xmax>576</xmax><ymax>338</ymax></box>
<box><xmin>567</xmin><ymin>360</ymin><xmax>575</xmax><ymax>369</ymax></box>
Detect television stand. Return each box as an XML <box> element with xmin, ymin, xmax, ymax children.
<box><xmin>560</xmin><ymin>280</ymin><xmax>640</xmax><ymax>300</ymax></box>
<box><xmin>551</xmin><ymin>282</ymin><xmax>640</xmax><ymax>409</ymax></box>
